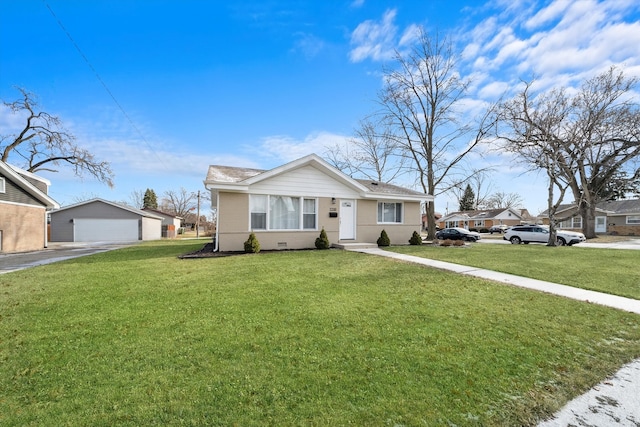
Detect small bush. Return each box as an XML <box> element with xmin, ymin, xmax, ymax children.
<box><xmin>409</xmin><ymin>230</ymin><xmax>423</xmax><ymax>245</ymax></box>
<box><xmin>479</xmin><ymin>228</ymin><xmax>489</xmax><ymax>233</ymax></box>
<box><xmin>453</xmin><ymin>240</ymin><xmax>466</xmax><ymax>246</ymax></box>
<box><xmin>244</xmin><ymin>232</ymin><xmax>260</xmax><ymax>253</ymax></box>
<box><xmin>315</xmin><ymin>227</ymin><xmax>331</xmax><ymax>250</ymax></box>
<box><xmin>377</xmin><ymin>229</ymin><xmax>391</xmax><ymax>247</ymax></box>
<box><xmin>440</xmin><ymin>239</ymin><xmax>453</xmax><ymax>247</ymax></box>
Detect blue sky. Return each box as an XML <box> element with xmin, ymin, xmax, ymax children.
<box><xmin>2</xmin><ymin>0</ymin><xmax>640</xmax><ymax>215</ymax></box>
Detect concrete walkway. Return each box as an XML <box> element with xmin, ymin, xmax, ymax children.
<box><xmin>347</xmin><ymin>247</ymin><xmax>640</xmax><ymax>427</ymax></box>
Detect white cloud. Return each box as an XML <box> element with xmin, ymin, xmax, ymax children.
<box><xmin>477</xmin><ymin>81</ymin><xmax>510</xmax><ymax>99</ymax></box>
<box><xmin>525</xmin><ymin>0</ymin><xmax>572</xmax><ymax>30</ymax></box>
<box><xmin>292</xmin><ymin>32</ymin><xmax>325</xmax><ymax>59</ymax></box>
<box><xmin>257</xmin><ymin>132</ymin><xmax>350</xmax><ymax>163</ymax></box>
<box><xmin>349</xmin><ymin>9</ymin><xmax>399</xmax><ymax>62</ymax></box>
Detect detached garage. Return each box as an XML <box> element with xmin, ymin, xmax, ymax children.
<box><xmin>49</xmin><ymin>198</ymin><xmax>163</xmax><ymax>242</ymax></box>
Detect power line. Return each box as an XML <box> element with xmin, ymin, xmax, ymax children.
<box><xmin>42</xmin><ymin>0</ymin><xmax>170</xmax><ymax>171</ymax></box>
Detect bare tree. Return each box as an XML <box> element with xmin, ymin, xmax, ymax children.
<box><xmin>160</xmin><ymin>187</ymin><xmax>197</xmax><ymax>219</ymax></box>
<box><xmin>496</xmin><ymin>67</ymin><xmax>640</xmax><ymax>239</ymax></box>
<box><xmin>1</xmin><ymin>87</ymin><xmax>114</xmax><ymax>187</ymax></box>
<box><xmin>494</xmin><ymin>81</ymin><xmax>575</xmax><ymax>245</ymax></box>
<box><xmin>129</xmin><ymin>189</ymin><xmax>145</xmax><ymax>209</ymax></box>
<box><xmin>484</xmin><ymin>191</ymin><xmax>524</xmax><ymax>209</ymax></box>
<box><xmin>450</xmin><ymin>170</ymin><xmax>495</xmax><ymax>209</ymax></box>
<box><xmin>377</xmin><ymin>28</ymin><xmax>493</xmax><ymax>239</ymax></box>
<box><xmin>325</xmin><ymin>118</ymin><xmax>408</xmax><ymax>182</ymax></box>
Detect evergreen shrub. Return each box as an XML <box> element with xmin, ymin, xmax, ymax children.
<box><xmin>315</xmin><ymin>228</ymin><xmax>331</xmax><ymax>249</ymax></box>
<box><xmin>377</xmin><ymin>229</ymin><xmax>391</xmax><ymax>246</ymax></box>
<box><xmin>244</xmin><ymin>232</ymin><xmax>261</xmax><ymax>253</ymax></box>
<box><xmin>409</xmin><ymin>230</ymin><xmax>423</xmax><ymax>245</ymax></box>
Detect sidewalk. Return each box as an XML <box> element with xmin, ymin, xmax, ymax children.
<box><xmin>353</xmin><ymin>248</ymin><xmax>640</xmax><ymax>314</ymax></box>
<box><xmin>348</xmin><ymin>247</ymin><xmax>640</xmax><ymax>427</ymax></box>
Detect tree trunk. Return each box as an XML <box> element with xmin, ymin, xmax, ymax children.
<box><xmin>426</xmin><ymin>201</ymin><xmax>437</xmax><ymax>240</ymax></box>
<box><xmin>579</xmin><ymin>200</ymin><xmax>597</xmax><ymax>239</ymax></box>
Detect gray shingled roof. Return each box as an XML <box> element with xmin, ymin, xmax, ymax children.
<box><xmin>355</xmin><ymin>179</ymin><xmax>425</xmax><ymax>196</ymax></box>
<box><xmin>205</xmin><ymin>165</ymin><xmax>265</xmax><ymax>183</ymax></box>
<box><xmin>599</xmin><ymin>199</ymin><xmax>640</xmax><ymax>214</ymax></box>
<box><xmin>539</xmin><ymin>200</ymin><xmax>640</xmax><ymax>215</ymax></box>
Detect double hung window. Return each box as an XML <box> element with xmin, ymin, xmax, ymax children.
<box><xmin>627</xmin><ymin>215</ymin><xmax>640</xmax><ymax>225</ymax></box>
<box><xmin>377</xmin><ymin>202</ymin><xmax>402</xmax><ymax>223</ymax></box>
<box><xmin>250</xmin><ymin>195</ymin><xmax>317</xmax><ymax>230</ymax></box>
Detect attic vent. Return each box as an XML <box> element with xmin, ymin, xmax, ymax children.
<box><xmin>371</xmin><ymin>181</ymin><xmax>378</xmax><ymax>185</ymax></box>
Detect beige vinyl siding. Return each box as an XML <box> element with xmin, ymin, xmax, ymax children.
<box><xmin>355</xmin><ymin>200</ymin><xmax>422</xmax><ymax>245</ymax></box>
<box><xmin>251</xmin><ymin>165</ymin><xmax>360</xmax><ymax>199</ymax></box>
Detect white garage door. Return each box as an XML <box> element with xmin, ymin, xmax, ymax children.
<box><xmin>73</xmin><ymin>219</ymin><xmax>139</xmax><ymax>242</ymax></box>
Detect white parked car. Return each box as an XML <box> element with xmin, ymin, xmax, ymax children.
<box><xmin>503</xmin><ymin>225</ymin><xmax>586</xmax><ymax>246</ymax></box>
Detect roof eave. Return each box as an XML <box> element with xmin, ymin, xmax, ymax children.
<box><xmin>361</xmin><ymin>192</ymin><xmax>432</xmax><ymax>202</ymax></box>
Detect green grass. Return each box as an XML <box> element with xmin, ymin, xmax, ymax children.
<box><xmin>1</xmin><ymin>240</ymin><xmax>639</xmax><ymax>426</ymax></box>
<box><xmin>387</xmin><ymin>243</ymin><xmax>640</xmax><ymax>300</ymax></box>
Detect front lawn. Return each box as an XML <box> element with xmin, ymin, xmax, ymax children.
<box><xmin>387</xmin><ymin>243</ymin><xmax>640</xmax><ymax>299</ymax></box>
<box><xmin>1</xmin><ymin>240</ymin><xmax>639</xmax><ymax>426</ymax></box>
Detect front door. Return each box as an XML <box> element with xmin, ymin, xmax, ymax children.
<box><xmin>339</xmin><ymin>199</ymin><xmax>355</xmax><ymax>240</ymax></box>
<box><xmin>595</xmin><ymin>216</ymin><xmax>607</xmax><ymax>233</ymax></box>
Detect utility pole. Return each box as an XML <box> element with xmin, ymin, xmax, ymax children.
<box><xmin>196</xmin><ymin>190</ymin><xmax>201</xmax><ymax>238</ymax></box>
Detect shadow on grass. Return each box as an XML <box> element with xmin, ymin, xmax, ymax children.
<box><xmin>59</xmin><ymin>240</ymin><xmax>211</xmax><ymax>265</ymax></box>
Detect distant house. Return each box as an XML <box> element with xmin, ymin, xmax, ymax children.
<box><xmin>204</xmin><ymin>154</ymin><xmax>432</xmax><ymax>252</ymax></box>
<box><xmin>438</xmin><ymin>207</ymin><xmax>531</xmax><ymax>230</ymax></box>
<box><xmin>541</xmin><ymin>200</ymin><xmax>640</xmax><ymax>235</ymax></box>
<box><xmin>49</xmin><ymin>198</ymin><xmax>163</xmax><ymax>242</ymax></box>
<box><xmin>142</xmin><ymin>208</ymin><xmax>182</xmax><ymax>238</ymax></box>
<box><xmin>421</xmin><ymin>212</ymin><xmax>442</xmax><ymax>230</ymax></box>
<box><xmin>0</xmin><ymin>161</ymin><xmax>59</xmax><ymax>253</ymax></box>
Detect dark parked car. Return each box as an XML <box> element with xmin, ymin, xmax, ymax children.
<box><xmin>489</xmin><ymin>224</ymin><xmax>508</xmax><ymax>234</ymax></box>
<box><xmin>435</xmin><ymin>227</ymin><xmax>481</xmax><ymax>242</ymax></box>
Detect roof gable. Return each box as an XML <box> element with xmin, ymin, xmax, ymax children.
<box><xmin>204</xmin><ymin>154</ymin><xmax>431</xmax><ymax>202</ymax></box>
<box><xmin>0</xmin><ymin>161</ymin><xmax>58</xmax><ymax>209</ymax></box>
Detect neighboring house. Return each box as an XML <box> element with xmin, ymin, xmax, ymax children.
<box><xmin>421</xmin><ymin>212</ymin><xmax>442</xmax><ymax>230</ymax></box>
<box><xmin>541</xmin><ymin>200</ymin><xmax>640</xmax><ymax>235</ymax></box>
<box><xmin>204</xmin><ymin>154</ymin><xmax>432</xmax><ymax>252</ymax></box>
<box><xmin>142</xmin><ymin>208</ymin><xmax>182</xmax><ymax>238</ymax></box>
<box><xmin>438</xmin><ymin>207</ymin><xmax>528</xmax><ymax>230</ymax></box>
<box><xmin>49</xmin><ymin>198</ymin><xmax>163</xmax><ymax>242</ymax></box>
<box><xmin>0</xmin><ymin>161</ymin><xmax>59</xmax><ymax>253</ymax></box>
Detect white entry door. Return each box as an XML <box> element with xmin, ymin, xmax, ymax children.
<box><xmin>595</xmin><ymin>216</ymin><xmax>607</xmax><ymax>233</ymax></box>
<box><xmin>339</xmin><ymin>199</ymin><xmax>355</xmax><ymax>240</ymax></box>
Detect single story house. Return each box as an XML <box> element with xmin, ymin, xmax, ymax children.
<box><xmin>142</xmin><ymin>208</ymin><xmax>182</xmax><ymax>238</ymax></box>
<box><xmin>0</xmin><ymin>161</ymin><xmax>59</xmax><ymax>253</ymax></box>
<box><xmin>541</xmin><ymin>200</ymin><xmax>640</xmax><ymax>235</ymax></box>
<box><xmin>438</xmin><ymin>207</ymin><xmax>532</xmax><ymax>230</ymax></box>
<box><xmin>204</xmin><ymin>154</ymin><xmax>432</xmax><ymax>252</ymax></box>
<box><xmin>49</xmin><ymin>198</ymin><xmax>163</xmax><ymax>242</ymax></box>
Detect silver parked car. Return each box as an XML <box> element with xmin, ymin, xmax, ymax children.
<box><xmin>503</xmin><ymin>225</ymin><xmax>586</xmax><ymax>246</ymax></box>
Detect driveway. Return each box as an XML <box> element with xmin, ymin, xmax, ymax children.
<box><xmin>0</xmin><ymin>241</ymin><xmax>139</xmax><ymax>274</ymax></box>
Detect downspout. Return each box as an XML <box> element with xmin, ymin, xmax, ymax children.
<box><xmin>213</xmin><ymin>191</ymin><xmax>220</xmax><ymax>252</ymax></box>
<box><xmin>44</xmin><ymin>209</ymin><xmax>49</xmax><ymax>248</ymax></box>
